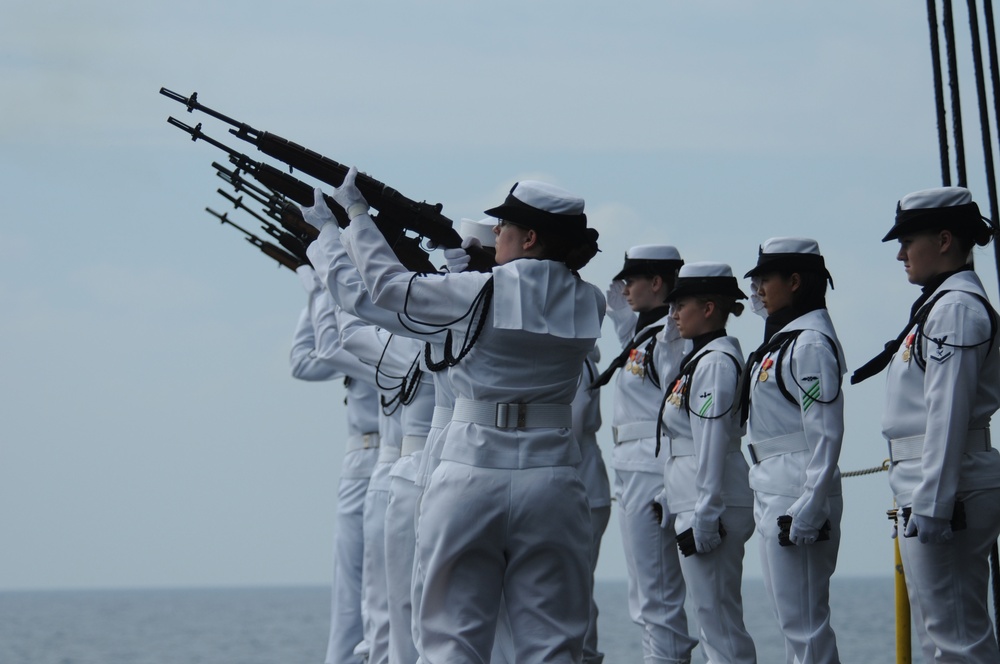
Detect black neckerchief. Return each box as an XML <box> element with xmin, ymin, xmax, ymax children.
<box><xmin>636</xmin><ymin>305</ymin><xmax>671</xmax><ymax>334</ymax></box>
<box><xmin>851</xmin><ymin>266</ymin><xmax>976</xmax><ymax>384</ymax></box>
<box><xmin>762</xmin><ymin>301</ymin><xmax>825</xmax><ymax>343</ymax></box>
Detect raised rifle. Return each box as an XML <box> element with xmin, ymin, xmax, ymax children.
<box><xmin>206</xmin><ymin>207</ymin><xmax>304</xmax><ymax>272</ymax></box>
<box><xmin>214</xmin><ymin>188</ymin><xmax>310</xmax><ymax>263</ymax></box>
<box><xmin>161</xmin><ymin>87</ymin><xmax>463</xmax><ymax>250</ymax></box>
<box><xmin>167</xmin><ymin>116</ymin><xmax>437</xmax><ymax>274</ymax></box>
<box><xmin>212</xmin><ymin>161</ymin><xmax>318</xmax><ymax>242</ymax></box>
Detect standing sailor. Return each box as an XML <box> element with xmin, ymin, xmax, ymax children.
<box><xmin>328</xmin><ymin>170</ymin><xmax>604</xmax><ymax>663</ymax></box>
<box><xmin>741</xmin><ymin>238</ymin><xmax>845</xmax><ymax>664</ymax></box>
<box><xmin>658</xmin><ymin>262</ymin><xmax>756</xmax><ymax>664</ymax></box>
<box><xmin>288</xmin><ymin>264</ymin><xmax>379</xmax><ymax>664</ymax></box>
<box><xmin>592</xmin><ymin>244</ymin><xmax>697</xmax><ymax>664</ymax></box>
<box><xmin>852</xmin><ymin>187</ymin><xmax>1000</xmax><ymax>664</ymax></box>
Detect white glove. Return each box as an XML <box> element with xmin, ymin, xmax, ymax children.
<box><xmin>296</xmin><ymin>264</ymin><xmax>320</xmax><ymax>293</ymax></box>
<box><xmin>789</xmin><ymin>519</ymin><xmax>819</xmax><ymax>546</ymax></box>
<box><xmin>749</xmin><ymin>277</ymin><xmax>767</xmax><ymax>318</ymax></box>
<box><xmin>300</xmin><ymin>188</ymin><xmax>337</xmax><ymax>231</ymax></box>
<box><xmin>905</xmin><ymin>513</ymin><xmax>953</xmax><ymax>544</ymax></box>
<box><xmin>890</xmin><ymin>509</ymin><xmax>899</xmax><ymax>539</ymax></box>
<box><xmin>331</xmin><ymin>165</ymin><xmax>369</xmax><ymax>220</ymax></box>
<box><xmin>693</xmin><ymin>526</ymin><xmax>722</xmax><ymax>554</ymax></box>
<box><xmin>443</xmin><ymin>237</ymin><xmax>478</xmax><ymax>274</ymax></box>
<box><xmin>606</xmin><ymin>280</ymin><xmax>628</xmax><ymax>313</ymax></box>
<box><xmin>651</xmin><ymin>491</ymin><xmax>671</xmax><ymax>529</ymax></box>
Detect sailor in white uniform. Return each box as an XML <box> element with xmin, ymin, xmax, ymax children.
<box><xmin>593</xmin><ymin>245</ymin><xmax>697</xmax><ymax>664</ymax></box>
<box><xmin>289</xmin><ymin>265</ymin><xmax>380</xmax><ymax>664</ymax></box>
<box><xmin>304</xmin><ymin>201</ymin><xmax>500</xmax><ymax>664</ymax></box>
<box><xmin>656</xmin><ymin>262</ymin><xmax>756</xmax><ymax>664</ymax></box>
<box><xmin>852</xmin><ymin>187</ymin><xmax>1000</xmax><ymax>664</ymax></box>
<box><xmin>741</xmin><ymin>238</ymin><xmax>845</xmax><ymax>664</ymax></box>
<box><xmin>323</xmin><ymin>170</ymin><xmax>604</xmax><ymax>663</ymax></box>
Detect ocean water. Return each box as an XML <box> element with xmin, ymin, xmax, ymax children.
<box><xmin>0</xmin><ymin>577</ymin><xmax>899</xmax><ymax>663</ymax></box>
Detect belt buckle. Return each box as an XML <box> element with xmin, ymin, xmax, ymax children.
<box><xmin>747</xmin><ymin>443</ymin><xmax>759</xmax><ymax>465</ymax></box>
<box><xmin>495</xmin><ymin>403</ymin><xmax>526</xmax><ymax>429</ymax></box>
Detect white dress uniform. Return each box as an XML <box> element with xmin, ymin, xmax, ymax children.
<box><xmin>574</xmin><ymin>347</ymin><xmax>612</xmax><ymax>664</ymax></box>
<box><xmin>743</xmin><ymin>239</ymin><xmax>844</xmax><ymax>664</ymax></box>
<box><xmin>658</xmin><ymin>263</ymin><xmax>756</xmax><ymax>664</ymax></box>
<box><xmin>308</xmin><ymin>214</ymin><xmax>510</xmax><ymax>664</ymax></box>
<box><xmin>338</xmin><ymin>313</ymin><xmax>406</xmax><ymax>664</ymax></box>
<box><xmin>862</xmin><ymin>187</ymin><xmax>1000</xmax><ymax>664</ymax></box>
<box><xmin>600</xmin><ymin>245</ymin><xmax>697</xmax><ymax>664</ymax></box>
<box><xmin>290</xmin><ymin>267</ymin><xmax>380</xmax><ymax>664</ymax></box>
<box><xmin>336</xmin><ymin>178</ymin><xmax>604</xmax><ymax>664</ymax></box>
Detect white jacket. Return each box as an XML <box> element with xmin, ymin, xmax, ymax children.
<box><xmin>882</xmin><ymin>270</ymin><xmax>1000</xmax><ymax>517</ymax></box>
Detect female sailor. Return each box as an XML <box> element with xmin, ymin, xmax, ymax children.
<box><xmin>741</xmin><ymin>238</ymin><xmax>845</xmax><ymax>664</ymax></box>
<box><xmin>328</xmin><ymin>169</ymin><xmax>604</xmax><ymax>663</ymax></box>
<box><xmin>657</xmin><ymin>262</ymin><xmax>756</xmax><ymax>664</ymax></box>
<box><xmin>853</xmin><ymin>187</ymin><xmax>1000</xmax><ymax>664</ymax></box>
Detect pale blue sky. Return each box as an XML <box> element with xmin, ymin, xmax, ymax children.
<box><xmin>3</xmin><ymin>0</ymin><xmax>998</xmax><ymax>590</ymax></box>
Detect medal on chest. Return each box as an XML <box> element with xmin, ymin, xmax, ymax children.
<box><xmin>901</xmin><ymin>333</ymin><xmax>914</xmax><ymax>363</ymax></box>
<box><xmin>626</xmin><ymin>348</ymin><xmax>647</xmax><ymax>378</ymax></box>
<box><xmin>758</xmin><ymin>356</ymin><xmax>774</xmax><ymax>382</ymax></box>
<box><xmin>667</xmin><ymin>376</ymin><xmax>686</xmax><ymax>407</ymax></box>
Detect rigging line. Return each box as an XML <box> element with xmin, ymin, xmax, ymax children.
<box><xmin>981</xmin><ymin>0</ymin><xmax>1000</xmax><ymax>282</ymax></box>
<box><xmin>929</xmin><ymin>0</ymin><xmax>954</xmax><ymax>185</ymax></box>
<box><xmin>945</xmin><ymin>0</ymin><xmax>971</xmax><ymax>186</ymax></box>
<box><xmin>966</xmin><ymin>0</ymin><xmax>1000</xmax><ymax>240</ymax></box>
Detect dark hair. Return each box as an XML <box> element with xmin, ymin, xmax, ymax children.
<box><xmin>526</xmin><ymin>225</ymin><xmax>601</xmax><ymax>272</ymax></box>
<box><xmin>780</xmin><ymin>270</ymin><xmax>827</xmax><ymax>310</ymax></box>
<box><xmin>693</xmin><ymin>295</ymin><xmax>744</xmax><ymax>321</ymax></box>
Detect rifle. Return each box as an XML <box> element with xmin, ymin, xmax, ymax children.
<box><xmin>167</xmin><ymin>116</ymin><xmax>437</xmax><ymax>274</ymax></box>
<box><xmin>212</xmin><ymin>161</ymin><xmax>318</xmax><ymax>242</ymax></box>
<box><xmin>206</xmin><ymin>207</ymin><xmax>304</xmax><ymax>272</ymax></box>
<box><xmin>215</xmin><ymin>188</ymin><xmax>310</xmax><ymax>263</ymax></box>
<box><xmin>161</xmin><ymin>87</ymin><xmax>463</xmax><ymax>250</ymax></box>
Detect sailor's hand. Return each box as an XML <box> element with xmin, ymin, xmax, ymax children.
<box><xmin>693</xmin><ymin>526</ymin><xmax>722</xmax><ymax>554</ymax></box>
<box><xmin>651</xmin><ymin>492</ymin><xmax>671</xmax><ymax>529</ymax></box>
<box><xmin>444</xmin><ymin>237</ymin><xmax>481</xmax><ymax>273</ymax></box>
<box><xmin>789</xmin><ymin>519</ymin><xmax>819</xmax><ymax>546</ymax></box>
<box><xmin>301</xmin><ymin>188</ymin><xmax>338</xmax><ymax>231</ymax></box>
<box><xmin>905</xmin><ymin>513</ymin><xmax>953</xmax><ymax>544</ymax></box>
<box><xmin>606</xmin><ymin>279</ymin><xmax>628</xmax><ymax>312</ymax></box>
<box><xmin>331</xmin><ymin>166</ymin><xmax>369</xmax><ymax>221</ymax></box>
<box><xmin>296</xmin><ymin>264</ymin><xmax>320</xmax><ymax>293</ymax></box>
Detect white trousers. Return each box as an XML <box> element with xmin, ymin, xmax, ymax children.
<box><xmin>363</xmin><ymin>461</ymin><xmax>394</xmax><ymax>664</ymax></box>
<box><xmin>898</xmin><ymin>487</ymin><xmax>1000</xmax><ymax>664</ymax></box>
<box><xmin>755</xmin><ymin>491</ymin><xmax>842</xmax><ymax>664</ymax></box>
<box><xmin>418</xmin><ymin>461</ymin><xmax>592</xmax><ymax>664</ymax></box>
<box><xmin>325</xmin><ymin>473</ymin><xmax>374</xmax><ymax>664</ymax></box>
<box><xmin>677</xmin><ymin>506</ymin><xmax>757</xmax><ymax>664</ymax></box>
<box><xmin>584</xmin><ymin>505</ymin><xmax>612</xmax><ymax>664</ymax></box>
<box><xmin>614</xmin><ymin>468</ymin><xmax>697</xmax><ymax>664</ymax></box>
<box><xmin>386</xmin><ymin>475</ymin><xmax>421</xmax><ymax>664</ymax></box>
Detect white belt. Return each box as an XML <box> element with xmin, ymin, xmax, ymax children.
<box><xmin>747</xmin><ymin>432</ymin><xmax>808</xmax><ymax>464</ymax></box>
<box><xmin>346</xmin><ymin>432</ymin><xmax>379</xmax><ymax>453</ymax></box>
<box><xmin>431</xmin><ymin>407</ymin><xmax>453</xmax><ymax>429</ymax></box>
<box><xmin>401</xmin><ymin>435</ymin><xmax>426</xmax><ymax>457</ymax></box>
<box><xmin>452</xmin><ymin>398</ymin><xmax>572</xmax><ymax>429</ymax></box>
<box><xmin>613</xmin><ymin>421</ymin><xmax>658</xmax><ymax>445</ymax></box>
<box><xmin>669</xmin><ymin>437</ymin><xmax>743</xmax><ymax>458</ymax></box>
<box><xmin>378</xmin><ymin>444</ymin><xmax>401</xmax><ymax>464</ymax></box>
<box><xmin>888</xmin><ymin>429</ymin><xmax>992</xmax><ymax>463</ymax></box>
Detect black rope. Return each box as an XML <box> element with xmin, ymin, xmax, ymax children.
<box><xmin>992</xmin><ymin>542</ymin><xmax>1000</xmax><ymax>653</ymax></box>
<box><xmin>983</xmin><ymin>0</ymin><xmax>1000</xmax><ymax>283</ymax></box>
<box><xmin>930</xmin><ymin>0</ymin><xmax>954</xmax><ymax>185</ymax></box>
<box><xmin>967</xmin><ymin>0</ymin><xmax>1000</xmax><ymax>251</ymax></box>
<box><xmin>946</xmin><ymin>0</ymin><xmax>971</xmax><ymax>185</ymax></box>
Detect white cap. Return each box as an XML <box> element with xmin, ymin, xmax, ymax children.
<box><xmin>459</xmin><ymin>217</ymin><xmax>497</xmax><ymax>248</ymax></box>
<box><xmin>678</xmin><ymin>261</ymin><xmax>735</xmax><ymax>279</ymax></box>
<box><xmin>613</xmin><ymin>244</ymin><xmax>684</xmax><ymax>281</ymax></box>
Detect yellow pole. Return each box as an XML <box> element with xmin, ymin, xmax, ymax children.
<box><xmin>894</xmin><ymin>513</ymin><xmax>911</xmax><ymax>663</ymax></box>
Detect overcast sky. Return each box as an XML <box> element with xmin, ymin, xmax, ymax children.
<box><xmin>3</xmin><ymin>0</ymin><xmax>1000</xmax><ymax>591</ymax></box>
